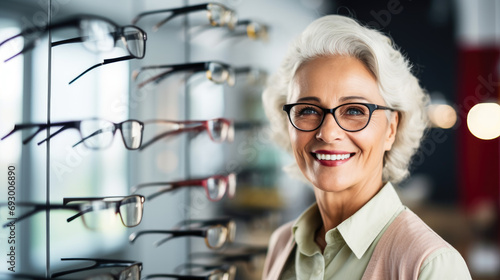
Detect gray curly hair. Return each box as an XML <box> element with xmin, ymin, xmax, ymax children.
<box><xmin>262</xmin><ymin>15</ymin><xmax>429</xmax><ymax>183</ymax></box>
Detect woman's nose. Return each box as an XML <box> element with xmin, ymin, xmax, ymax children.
<box><xmin>315</xmin><ymin>113</ymin><xmax>345</xmax><ymax>142</ymax></box>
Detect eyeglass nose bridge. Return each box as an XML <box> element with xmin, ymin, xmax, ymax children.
<box><xmin>317</xmin><ymin>107</ymin><xmax>347</xmax><ymax>132</ymax></box>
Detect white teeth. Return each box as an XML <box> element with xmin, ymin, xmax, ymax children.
<box><xmin>316</xmin><ymin>153</ymin><xmax>351</xmax><ymax>161</ymax></box>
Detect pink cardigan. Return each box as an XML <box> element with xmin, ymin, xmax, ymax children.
<box><xmin>262</xmin><ymin>209</ymin><xmax>453</xmax><ymax>280</ymax></box>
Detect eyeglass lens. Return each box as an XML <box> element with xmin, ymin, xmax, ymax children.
<box><xmin>79</xmin><ymin>18</ymin><xmax>116</xmax><ymax>53</ymax></box>
<box><xmin>207</xmin><ymin>119</ymin><xmax>228</xmax><ymax>142</ymax></box>
<box><xmin>207</xmin><ymin>3</ymin><xmax>238</xmax><ymax>29</ymax></box>
<box><xmin>206</xmin><ymin>177</ymin><xmax>226</xmax><ymax>201</ymax></box>
<box><xmin>79</xmin><ymin>201</ymin><xmax>115</xmax><ymax>230</ymax></box>
<box><xmin>206</xmin><ymin>225</ymin><xmax>227</xmax><ymax>249</ymax></box>
<box><xmin>120</xmin><ymin>120</ymin><xmax>143</xmax><ymax>149</ymax></box>
<box><xmin>119</xmin><ymin>264</ymin><xmax>140</xmax><ymax>280</ymax></box>
<box><xmin>122</xmin><ymin>26</ymin><xmax>145</xmax><ymax>58</ymax></box>
<box><xmin>78</xmin><ymin>119</ymin><xmax>143</xmax><ymax>150</ymax></box>
<box><xmin>288</xmin><ymin>103</ymin><xmax>373</xmax><ymax>131</ymax></box>
<box><xmin>119</xmin><ymin>196</ymin><xmax>143</xmax><ymax>227</ymax></box>
<box><xmin>227</xmin><ymin>173</ymin><xmax>236</xmax><ymax>198</ymax></box>
<box><xmin>79</xmin><ymin>119</ymin><xmax>116</xmax><ymax>149</ymax></box>
<box><xmin>206</xmin><ymin>62</ymin><xmax>235</xmax><ymax>86</ymax></box>
<box><xmin>74</xmin><ymin>197</ymin><xmax>143</xmax><ymax>229</ymax></box>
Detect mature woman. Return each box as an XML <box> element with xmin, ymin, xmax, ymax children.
<box><xmin>261</xmin><ymin>15</ymin><xmax>471</xmax><ymax>279</ymax></box>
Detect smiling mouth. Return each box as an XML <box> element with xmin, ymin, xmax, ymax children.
<box><xmin>313</xmin><ymin>152</ymin><xmax>355</xmax><ymax>161</ymax></box>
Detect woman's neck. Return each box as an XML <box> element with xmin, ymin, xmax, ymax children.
<box><xmin>313</xmin><ymin>179</ymin><xmax>385</xmax><ymax>239</ymax></box>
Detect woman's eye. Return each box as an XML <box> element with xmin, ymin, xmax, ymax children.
<box><xmin>345</xmin><ymin>107</ymin><xmax>365</xmax><ymax>115</ymax></box>
<box><xmin>298</xmin><ymin>107</ymin><xmax>319</xmax><ymax>115</ymax></box>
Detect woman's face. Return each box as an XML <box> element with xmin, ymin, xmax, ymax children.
<box><xmin>288</xmin><ymin>55</ymin><xmax>398</xmax><ymax>194</ymax></box>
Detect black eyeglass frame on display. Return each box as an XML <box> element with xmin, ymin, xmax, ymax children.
<box><xmin>63</xmin><ymin>195</ymin><xmax>145</xmax><ymax>228</ymax></box>
<box><xmin>132</xmin><ymin>61</ymin><xmax>239</xmax><ymax>89</ymax></box>
<box><xmin>0</xmin><ymin>119</ymin><xmax>145</xmax><ymax>150</ymax></box>
<box><xmin>129</xmin><ymin>224</ymin><xmax>229</xmax><ymax>249</ymax></box>
<box><xmin>51</xmin><ymin>258</ymin><xmax>142</xmax><ymax>280</ymax></box>
<box><xmin>132</xmin><ymin>2</ymin><xmax>238</xmax><ymax>32</ymax></box>
<box><xmin>1</xmin><ymin>117</ymin><xmax>232</xmax><ymax>151</ymax></box>
<box><xmin>0</xmin><ymin>14</ymin><xmax>147</xmax><ymax>84</ymax></box>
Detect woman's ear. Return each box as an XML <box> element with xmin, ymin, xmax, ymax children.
<box><xmin>384</xmin><ymin>112</ymin><xmax>399</xmax><ymax>151</ymax></box>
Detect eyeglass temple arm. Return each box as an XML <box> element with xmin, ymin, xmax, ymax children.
<box><xmin>135</xmin><ymin>62</ymin><xmax>206</xmax><ymax>89</ymax></box>
<box><xmin>36</xmin><ymin>121</ymin><xmax>80</xmax><ymax>145</ymax></box>
<box><xmin>3</xmin><ymin>39</ymin><xmax>38</xmax><ymax>63</ymax></box>
<box><xmin>1</xmin><ymin>203</ymin><xmax>79</xmax><ymax>228</ymax></box>
<box><xmin>65</xmin><ymin>205</ymin><xmax>94</xmax><ymax>223</ymax></box>
<box><xmin>69</xmin><ymin>55</ymin><xmax>134</xmax><ymax>85</ymax></box>
<box><xmin>51</xmin><ymin>36</ymin><xmax>85</xmax><ymax>47</ymax></box>
<box><xmin>51</xmin><ymin>258</ymin><xmax>139</xmax><ymax>278</ymax></box>
<box><xmin>154</xmin><ymin>229</ymin><xmax>205</xmax><ymax>247</ymax></box>
<box><xmin>129</xmin><ymin>230</ymin><xmax>204</xmax><ymax>244</ymax></box>
<box><xmin>1</xmin><ymin>17</ymin><xmax>80</xmax><ymax>62</ymax></box>
<box><xmin>1</xmin><ymin>123</ymin><xmax>47</xmax><ymax>144</ymax></box>
<box><xmin>132</xmin><ymin>3</ymin><xmax>208</xmax><ymax>25</ymax></box>
<box><xmin>175</xmin><ymin>217</ymin><xmax>231</xmax><ymax>228</ymax></box>
<box><xmin>71</xmin><ymin>124</ymin><xmax>117</xmax><ymax>148</ymax></box>
<box><xmin>138</xmin><ymin>125</ymin><xmax>205</xmax><ymax>151</ymax></box>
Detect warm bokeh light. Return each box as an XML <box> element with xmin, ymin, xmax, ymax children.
<box><xmin>467</xmin><ymin>103</ymin><xmax>500</xmax><ymax>140</ymax></box>
<box><xmin>428</xmin><ymin>104</ymin><xmax>457</xmax><ymax>129</ymax></box>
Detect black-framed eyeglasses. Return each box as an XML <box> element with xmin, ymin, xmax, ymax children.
<box><xmin>1</xmin><ymin>118</ymin><xmax>145</xmax><ymax>150</ymax></box>
<box><xmin>0</xmin><ymin>15</ymin><xmax>147</xmax><ymax>84</ymax></box>
<box><xmin>132</xmin><ymin>2</ymin><xmax>238</xmax><ymax>32</ymax></box>
<box><xmin>282</xmin><ymin>102</ymin><xmax>396</xmax><ymax>132</ymax></box>
<box><xmin>132</xmin><ymin>61</ymin><xmax>239</xmax><ymax>89</ymax></box>
<box><xmin>63</xmin><ymin>195</ymin><xmax>145</xmax><ymax>229</ymax></box>
<box><xmin>129</xmin><ymin>224</ymin><xmax>229</xmax><ymax>249</ymax></box>
<box><xmin>51</xmin><ymin>258</ymin><xmax>142</xmax><ymax>280</ymax></box>
<box><xmin>1</xmin><ymin>117</ymin><xmax>233</xmax><ymax>151</ymax></box>
<box><xmin>131</xmin><ymin>173</ymin><xmax>236</xmax><ymax>201</ymax></box>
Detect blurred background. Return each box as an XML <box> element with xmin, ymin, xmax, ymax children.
<box><xmin>0</xmin><ymin>0</ymin><xmax>499</xmax><ymax>279</ymax></box>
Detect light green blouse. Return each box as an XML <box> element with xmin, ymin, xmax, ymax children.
<box><xmin>280</xmin><ymin>182</ymin><xmax>472</xmax><ymax>280</ymax></box>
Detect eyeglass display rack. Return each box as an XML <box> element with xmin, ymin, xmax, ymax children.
<box><xmin>0</xmin><ymin>0</ymin><xmax>322</xmax><ymax>279</ymax></box>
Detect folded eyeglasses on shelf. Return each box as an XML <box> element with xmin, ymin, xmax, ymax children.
<box><xmin>51</xmin><ymin>258</ymin><xmax>142</xmax><ymax>280</ymax></box>
<box><xmin>1</xmin><ymin>117</ymin><xmax>233</xmax><ymax>150</ymax></box>
<box><xmin>129</xmin><ymin>217</ymin><xmax>236</xmax><ymax>249</ymax></box>
<box><xmin>0</xmin><ymin>195</ymin><xmax>145</xmax><ymax>229</ymax></box>
<box><xmin>132</xmin><ymin>2</ymin><xmax>238</xmax><ymax>32</ymax></box>
<box><xmin>132</xmin><ymin>61</ymin><xmax>263</xmax><ymax>89</ymax></box>
<box><xmin>131</xmin><ymin>173</ymin><xmax>236</xmax><ymax>202</ymax></box>
<box><xmin>0</xmin><ymin>14</ymin><xmax>147</xmax><ymax>84</ymax></box>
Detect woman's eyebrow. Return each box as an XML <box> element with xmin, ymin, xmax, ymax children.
<box><xmin>296</xmin><ymin>96</ymin><xmax>321</xmax><ymax>102</ymax></box>
<box><xmin>338</xmin><ymin>95</ymin><xmax>370</xmax><ymax>102</ymax></box>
